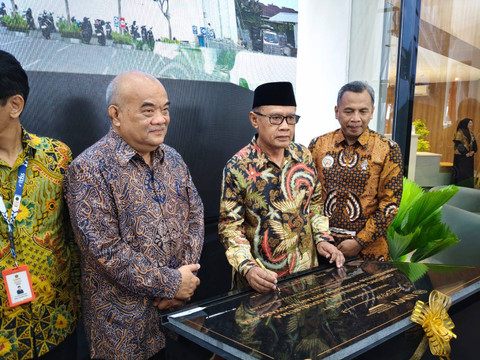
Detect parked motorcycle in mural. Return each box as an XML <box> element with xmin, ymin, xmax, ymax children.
<box><xmin>38</xmin><ymin>11</ymin><xmax>54</xmax><ymax>39</ymax></box>
<box><xmin>81</xmin><ymin>17</ymin><xmax>93</xmax><ymax>44</ymax></box>
<box><xmin>95</xmin><ymin>19</ymin><xmax>106</xmax><ymax>46</ymax></box>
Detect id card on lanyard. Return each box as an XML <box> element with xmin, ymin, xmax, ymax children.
<box><xmin>1</xmin><ymin>158</ymin><xmax>36</xmax><ymax>307</ymax></box>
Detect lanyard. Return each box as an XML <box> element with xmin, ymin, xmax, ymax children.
<box><xmin>0</xmin><ymin>158</ymin><xmax>28</xmax><ymax>267</ymax></box>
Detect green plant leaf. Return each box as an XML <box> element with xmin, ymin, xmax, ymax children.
<box><xmin>397</xmin><ymin>254</ymin><xmax>409</xmax><ymax>262</ymax></box>
<box><xmin>411</xmin><ymin>236</ymin><xmax>459</xmax><ymax>262</ymax></box>
<box><xmin>390</xmin><ymin>177</ymin><xmax>423</xmax><ymax>230</ymax></box>
<box><xmin>239</xmin><ymin>78</ymin><xmax>249</xmax><ymax>89</ymax></box>
<box><xmin>410</xmin><ymin>223</ymin><xmax>459</xmax><ymax>262</ymax></box>
<box><xmin>388</xmin><ymin>178</ymin><xmax>460</xmax><ymax>264</ymax></box>
<box><xmin>418</xmin><ymin>208</ymin><xmax>442</xmax><ymax>229</ymax></box>
<box><xmin>387</xmin><ymin>227</ymin><xmax>417</xmax><ymax>261</ymax></box>
<box><xmin>399</xmin><ymin>185</ymin><xmax>458</xmax><ymax>233</ymax></box>
<box><xmin>394</xmin><ymin>262</ymin><xmax>429</xmax><ymax>282</ymax></box>
<box><xmin>398</xmin><ymin>227</ymin><xmax>422</xmax><ymax>255</ymax></box>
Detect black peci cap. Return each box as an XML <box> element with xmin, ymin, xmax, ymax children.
<box><xmin>252</xmin><ymin>81</ymin><xmax>296</xmax><ymax>109</ymax></box>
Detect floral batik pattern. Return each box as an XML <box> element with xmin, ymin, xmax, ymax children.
<box><xmin>219</xmin><ymin>136</ymin><xmax>330</xmax><ymax>286</ymax></box>
<box><xmin>0</xmin><ymin>129</ymin><xmax>80</xmax><ymax>360</ymax></box>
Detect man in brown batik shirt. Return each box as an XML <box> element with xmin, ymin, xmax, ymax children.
<box><xmin>309</xmin><ymin>81</ymin><xmax>403</xmax><ymax>261</ymax></box>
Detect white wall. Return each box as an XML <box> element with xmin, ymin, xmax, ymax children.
<box><xmin>295</xmin><ymin>0</ymin><xmax>388</xmax><ymax>146</ymax></box>
<box><xmin>295</xmin><ymin>0</ymin><xmax>351</xmax><ymax>146</ymax></box>
<box><xmin>348</xmin><ymin>0</ymin><xmax>387</xmax><ymax>132</ymax></box>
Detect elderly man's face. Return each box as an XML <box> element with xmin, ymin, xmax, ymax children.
<box><xmin>335</xmin><ymin>90</ymin><xmax>374</xmax><ymax>145</ymax></box>
<box><xmin>110</xmin><ymin>74</ymin><xmax>170</xmax><ymax>159</ymax></box>
<box><xmin>250</xmin><ymin>105</ymin><xmax>296</xmax><ymax>152</ymax></box>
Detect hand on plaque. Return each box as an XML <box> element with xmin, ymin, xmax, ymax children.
<box><xmin>316</xmin><ymin>241</ymin><xmax>345</xmax><ymax>268</ymax></box>
<box><xmin>337</xmin><ymin>238</ymin><xmax>362</xmax><ymax>258</ymax></box>
<box><xmin>246</xmin><ymin>266</ymin><xmax>278</xmax><ymax>293</ymax></box>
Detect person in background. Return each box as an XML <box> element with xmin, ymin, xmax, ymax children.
<box><xmin>219</xmin><ymin>81</ymin><xmax>344</xmax><ymax>294</ymax></box>
<box><xmin>452</xmin><ymin>118</ymin><xmax>477</xmax><ymax>188</ymax></box>
<box><xmin>0</xmin><ymin>50</ymin><xmax>80</xmax><ymax>360</ymax></box>
<box><xmin>309</xmin><ymin>81</ymin><xmax>403</xmax><ymax>261</ymax></box>
<box><xmin>64</xmin><ymin>71</ymin><xmax>204</xmax><ymax>360</ymax></box>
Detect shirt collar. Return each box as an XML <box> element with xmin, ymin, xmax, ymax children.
<box><xmin>334</xmin><ymin>128</ymin><xmax>370</xmax><ymax>147</ymax></box>
<box><xmin>250</xmin><ymin>134</ymin><xmax>300</xmax><ymax>167</ymax></box>
<box><xmin>108</xmin><ymin>128</ymin><xmax>164</xmax><ymax>166</ymax></box>
<box><xmin>21</xmin><ymin>127</ymin><xmax>39</xmax><ymax>157</ymax></box>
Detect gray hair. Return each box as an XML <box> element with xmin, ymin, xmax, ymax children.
<box><xmin>337</xmin><ymin>81</ymin><xmax>375</xmax><ymax>108</ymax></box>
<box><xmin>105</xmin><ymin>77</ymin><xmax>119</xmax><ymax>107</ymax></box>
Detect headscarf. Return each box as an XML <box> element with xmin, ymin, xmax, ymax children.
<box><xmin>456</xmin><ymin>118</ymin><xmax>472</xmax><ymax>143</ymax></box>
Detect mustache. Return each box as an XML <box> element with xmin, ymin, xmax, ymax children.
<box><xmin>147</xmin><ymin>125</ymin><xmax>166</xmax><ymax>133</ymax></box>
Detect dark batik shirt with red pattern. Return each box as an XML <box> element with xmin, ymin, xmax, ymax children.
<box><xmin>64</xmin><ymin>129</ymin><xmax>204</xmax><ymax>360</ymax></box>
<box><xmin>219</xmin><ymin>136</ymin><xmax>330</xmax><ymax>287</ymax></box>
<box><xmin>309</xmin><ymin>129</ymin><xmax>403</xmax><ymax>261</ymax></box>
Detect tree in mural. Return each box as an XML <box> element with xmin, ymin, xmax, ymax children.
<box><xmin>153</xmin><ymin>0</ymin><xmax>172</xmax><ymax>40</ymax></box>
<box><xmin>64</xmin><ymin>0</ymin><xmax>71</xmax><ymax>23</ymax></box>
<box><xmin>118</xmin><ymin>0</ymin><xmax>123</xmax><ymax>34</ymax></box>
<box><xmin>234</xmin><ymin>0</ymin><xmax>263</xmax><ymax>49</ymax></box>
<box><xmin>10</xmin><ymin>0</ymin><xmax>16</xmax><ymax>13</ymax></box>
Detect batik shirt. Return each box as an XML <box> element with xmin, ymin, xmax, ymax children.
<box><xmin>0</xmin><ymin>129</ymin><xmax>79</xmax><ymax>360</ymax></box>
<box><xmin>453</xmin><ymin>130</ymin><xmax>477</xmax><ymax>155</ymax></box>
<box><xmin>64</xmin><ymin>129</ymin><xmax>204</xmax><ymax>360</ymax></box>
<box><xmin>309</xmin><ymin>129</ymin><xmax>403</xmax><ymax>261</ymax></box>
<box><xmin>219</xmin><ymin>136</ymin><xmax>330</xmax><ymax>285</ymax></box>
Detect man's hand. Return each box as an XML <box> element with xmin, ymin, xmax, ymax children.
<box><xmin>337</xmin><ymin>239</ymin><xmax>362</xmax><ymax>258</ymax></box>
<box><xmin>317</xmin><ymin>241</ymin><xmax>345</xmax><ymax>267</ymax></box>
<box><xmin>175</xmin><ymin>264</ymin><xmax>201</xmax><ymax>300</ymax></box>
<box><xmin>246</xmin><ymin>266</ymin><xmax>278</xmax><ymax>293</ymax></box>
<box><xmin>153</xmin><ymin>298</ymin><xmax>185</xmax><ymax>310</ymax></box>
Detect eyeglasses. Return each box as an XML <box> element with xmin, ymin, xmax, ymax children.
<box><xmin>253</xmin><ymin>112</ymin><xmax>300</xmax><ymax>125</ymax></box>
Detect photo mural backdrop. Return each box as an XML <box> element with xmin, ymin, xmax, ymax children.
<box><xmin>0</xmin><ymin>0</ymin><xmax>299</xmax><ymax>298</ymax></box>
<box><xmin>1</xmin><ymin>0</ymin><xmax>298</xmax><ymax>89</ymax></box>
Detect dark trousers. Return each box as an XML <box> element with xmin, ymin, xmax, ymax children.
<box><xmin>149</xmin><ymin>348</ymin><xmax>166</xmax><ymax>360</ymax></box>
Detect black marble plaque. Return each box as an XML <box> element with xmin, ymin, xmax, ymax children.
<box><xmin>165</xmin><ymin>261</ymin><xmax>480</xmax><ymax>360</ymax></box>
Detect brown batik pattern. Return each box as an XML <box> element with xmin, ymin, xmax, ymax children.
<box><xmin>309</xmin><ymin>129</ymin><xmax>403</xmax><ymax>261</ymax></box>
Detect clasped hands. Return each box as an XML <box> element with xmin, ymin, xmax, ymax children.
<box><xmin>153</xmin><ymin>263</ymin><xmax>201</xmax><ymax>310</ymax></box>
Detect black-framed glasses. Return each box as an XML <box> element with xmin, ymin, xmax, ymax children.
<box><xmin>253</xmin><ymin>112</ymin><xmax>300</xmax><ymax>125</ymax></box>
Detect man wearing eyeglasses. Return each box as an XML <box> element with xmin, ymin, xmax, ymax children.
<box><xmin>219</xmin><ymin>82</ymin><xmax>344</xmax><ymax>293</ymax></box>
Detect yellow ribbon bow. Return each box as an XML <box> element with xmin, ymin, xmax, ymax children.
<box><xmin>410</xmin><ymin>290</ymin><xmax>457</xmax><ymax>359</ymax></box>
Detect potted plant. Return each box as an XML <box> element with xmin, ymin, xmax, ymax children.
<box><xmin>387</xmin><ymin>177</ymin><xmax>459</xmax><ymax>262</ymax></box>
<box><xmin>413</xmin><ymin>119</ymin><xmax>430</xmax><ymax>152</ymax></box>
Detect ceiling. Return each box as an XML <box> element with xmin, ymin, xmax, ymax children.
<box><xmin>386</xmin><ymin>0</ymin><xmax>480</xmax><ymax>84</ymax></box>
